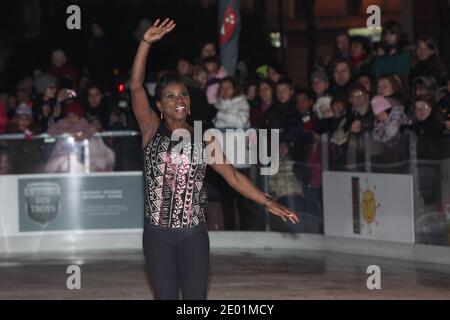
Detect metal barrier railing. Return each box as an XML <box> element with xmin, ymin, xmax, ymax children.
<box><xmin>0</xmin><ymin>129</ymin><xmax>449</xmax><ymax>244</ymax></box>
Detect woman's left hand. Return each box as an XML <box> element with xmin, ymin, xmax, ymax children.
<box><xmin>267</xmin><ymin>201</ymin><xmax>300</xmax><ymax>224</ymax></box>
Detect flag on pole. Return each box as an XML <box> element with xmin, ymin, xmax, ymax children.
<box><xmin>219</xmin><ymin>0</ymin><xmax>241</xmax><ymax>76</ymax></box>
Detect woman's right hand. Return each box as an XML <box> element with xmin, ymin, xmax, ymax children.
<box><xmin>142</xmin><ymin>18</ymin><xmax>176</xmax><ymax>44</ymax></box>
<box><xmin>267</xmin><ymin>200</ymin><xmax>300</xmax><ymax>224</ymax></box>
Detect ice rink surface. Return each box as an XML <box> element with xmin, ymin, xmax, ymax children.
<box><xmin>0</xmin><ymin>249</ymin><xmax>449</xmax><ymax>300</ymax></box>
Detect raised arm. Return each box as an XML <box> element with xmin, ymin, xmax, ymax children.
<box><xmin>130</xmin><ymin>18</ymin><xmax>176</xmax><ymax>145</ymax></box>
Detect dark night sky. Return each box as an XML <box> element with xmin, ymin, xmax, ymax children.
<box><xmin>2</xmin><ymin>0</ymin><xmax>275</xmax><ymax>90</ymax></box>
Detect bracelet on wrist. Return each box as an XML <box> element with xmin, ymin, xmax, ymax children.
<box><xmin>141</xmin><ymin>38</ymin><xmax>152</xmax><ymax>45</ymax></box>
<box><xmin>263</xmin><ymin>194</ymin><xmax>272</xmax><ymax>208</ymax></box>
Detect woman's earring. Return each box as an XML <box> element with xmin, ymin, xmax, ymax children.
<box><xmin>160</xmin><ymin>112</ymin><xmax>163</xmax><ymax>119</ymax></box>
<box><xmin>188</xmin><ymin>109</ymin><xmax>191</xmax><ymax>115</ymax></box>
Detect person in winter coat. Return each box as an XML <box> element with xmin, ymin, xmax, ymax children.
<box><xmin>410</xmin><ymin>95</ymin><xmax>447</xmax><ymax>241</ymax></box>
<box><xmin>33</xmin><ymin>72</ymin><xmax>62</xmax><ymax>131</ymax></box>
<box><xmin>46</xmin><ymin>102</ymin><xmax>115</xmax><ymax>173</ymax></box>
<box><xmin>213</xmin><ymin>76</ymin><xmax>262</xmax><ymax>230</ymax></box>
<box><xmin>47</xmin><ymin>49</ymin><xmax>80</xmax><ymax>90</ymax></box>
<box><xmin>213</xmin><ymin>77</ymin><xmax>250</xmax><ymax>129</ymax></box>
<box><xmin>411</xmin><ymin>76</ymin><xmax>439</xmax><ymax>100</ymax></box>
<box><xmin>371</xmin><ymin>95</ymin><xmax>410</xmax><ymax>172</ymax></box>
<box><xmin>372</xmin><ymin>95</ymin><xmax>409</xmax><ymax>144</ymax></box>
<box><xmin>411</xmin><ymin>94</ymin><xmax>446</xmax><ymax>160</ymax></box>
<box><xmin>250</xmin><ymin>79</ymin><xmax>276</xmax><ymax>128</ymax></box>
<box><xmin>203</xmin><ymin>56</ymin><xmax>228</xmax><ymax>105</ymax></box>
<box><xmin>259</xmin><ymin>78</ymin><xmax>295</xmax><ymax>129</ymax></box>
<box><xmin>282</xmin><ymin>89</ymin><xmax>323</xmax><ymax>233</ymax></box>
<box><xmin>346</xmin><ymin>83</ymin><xmax>375</xmax><ymax>171</ymax></box>
<box><xmin>282</xmin><ymin>89</ymin><xmax>316</xmax><ymax>164</ymax></box>
<box><xmin>409</xmin><ymin>36</ymin><xmax>446</xmax><ymax>86</ymax></box>
<box><xmin>82</xmin><ymin>83</ymin><xmax>112</xmax><ymax>130</ymax></box>
<box><xmin>310</xmin><ymin>70</ymin><xmax>331</xmax><ymax>117</ymax></box>
<box><xmin>371</xmin><ymin>20</ymin><xmax>412</xmax><ymax>80</ymax></box>
<box><xmin>350</xmin><ymin>36</ymin><xmax>373</xmax><ymax>76</ymax></box>
<box><xmin>5</xmin><ymin>103</ymin><xmax>43</xmax><ymax>135</ymax></box>
<box><xmin>329</xmin><ymin>58</ymin><xmax>354</xmax><ymax>97</ymax></box>
<box><xmin>315</xmin><ymin>96</ymin><xmax>351</xmax><ymax>171</ymax></box>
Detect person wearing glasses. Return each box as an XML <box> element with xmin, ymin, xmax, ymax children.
<box><xmin>347</xmin><ymin>83</ymin><xmax>375</xmax><ymax>171</ymax></box>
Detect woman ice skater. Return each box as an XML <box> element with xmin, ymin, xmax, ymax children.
<box><xmin>130</xmin><ymin>18</ymin><xmax>299</xmax><ymax>300</ymax></box>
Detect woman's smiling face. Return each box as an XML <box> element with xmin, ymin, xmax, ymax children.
<box><xmin>157</xmin><ymin>82</ymin><xmax>191</xmax><ymax>121</ymax></box>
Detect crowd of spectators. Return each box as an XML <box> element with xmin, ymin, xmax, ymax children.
<box><xmin>1</xmin><ymin>19</ymin><xmax>449</xmax><ymax>233</ymax></box>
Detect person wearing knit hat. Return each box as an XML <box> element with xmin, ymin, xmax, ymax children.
<box><xmin>310</xmin><ymin>69</ymin><xmax>330</xmax><ymax>99</ymax></box>
<box><xmin>48</xmin><ymin>101</ymin><xmax>95</xmax><ymax>141</ymax></box>
<box><xmin>35</xmin><ymin>72</ymin><xmax>57</xmax><ymax>95</ymax></box>
<box><xmin>372</xmin><ymin>95</ymin><xmax>409</xmax><ymax>145</ymax></box>
<box><xmin>310</xmin><ymin>69</ymin><xmax>329</xmax><ymax>84</ymax></box>
<box><xmin>64</xmin><ymin>102</ymin><xmax>85</xmax><ymax>119</ymax></box>
<box><xmin>412</xmin><ymin>76</ymin><xmax>438</xmax><ymax>99</ymax></box>
<box><xmin>15</xmin><ymin>103</ymin><xmax>33</xmax><ymax>119</ymax></box>
<box><xmin>46</xmin><ymin>101</ymin><xmax>106</xmax><ymax>173</ymax></box>
<box><xmin>313</xmin><ymin>96</ymin><xmax>333</xmax><ymax>119</ymax></box>
<box><xmin>33</xmin><ymin>72</ymin><xmax>60</xmax><ymax>131</ymax></box>
<box><xmin>5</xmin><ymin>103</ymin><xmax>43</xmax><ymax>135</ymax></box>
<box><xmin>371</xmin><ymin>95</ymin><xmax>392</xmax><ymax>116</ymax></box>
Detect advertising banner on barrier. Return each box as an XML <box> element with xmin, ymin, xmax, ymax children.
<box><xmin>323</xmin><ymin>171</ymin><xmax>415</xmax><ymax>243</ymax></box>
<box><xmin>18</xmin><ymin>175</ymin><xmax>143</xmax><ymax>232</ymax></box>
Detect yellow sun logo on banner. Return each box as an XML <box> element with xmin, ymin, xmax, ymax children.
<box><xmin>361</xmin><ymin>180</ymin><xmax>380</xmax><ymax>234</ymax></box>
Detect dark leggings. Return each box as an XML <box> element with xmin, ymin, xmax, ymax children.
<box><xmin>143</xmin><ymin>223</ymin><xmax>210</xmax><ymax>300</ymax></box>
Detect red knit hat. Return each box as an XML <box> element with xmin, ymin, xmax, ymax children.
<box><xmin>64</xmin><ymin>102</ymin><xmax>85</xmax><ymax>118</ymax></box>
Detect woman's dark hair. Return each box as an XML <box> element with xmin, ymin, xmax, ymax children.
<box><xmin>200</xmin><ymin>41</ymin><xmax>217</xmax><ymax>54</ymax></box>
<box><xmin>268</xmin><ymin>63</ymin><xmax>286</xmax><ymax>77</ymax></box>
<box><xmin>220</xmin><ymin>76</ymin><xmax>239</xmax><ymax>98</ymax></box>
<box><xmin>414</xmin><ymin>36</ymin><xmax>446</xmax><ymax>73</ymax></box>
<box><xmin>412</xmin><ymin>76</ymin><xmax>439</xmax><ymax>98</ymax></box>
<box><xmin>295</xmin><ymin>88</ymin><xmax>315</xmax><ymax>101</ymax></box>
<box><xmin>176</xmin><ymin>56</ymin><xmax>194</xmax><ymax>65</ymax></box>
<box><xmin>332</xmin><ymin>58</ymin><xmax>354</xmax><ymax>75</ymax></box>
<box><xmin>276</xmin><ymin>77</ymin><xmax>293</xmax><ymax>89</ymax></box>
<box><xmin>414</xmin><ymin>94</ymin><xmax>437</xmax><ymax>111</ymax></box>
<box><xmin>257</xmin><ymin>78</ymin><xmax>276</xmax><ymax>101</ymax></box>
<box><xmin>331</xmin><ymin>95</ymin><xmax>349</xmax><ymax>108</ymax></box>
<box><xmin>220</xmin><ymin>76</ymin><xmax>237</xmax><ymax>88</ymax></box>
<box><xmin>382</xmin><ymin>20</ymin><xmax>402</xmax><ymax>39</ymax></box>
<box><xmin>350</xmin><ymin>36</ymin><xmax>372</xmax><ymax>55</ymax></box>
<box><xmin>379</xmin><ymin>73</ymin><xmax>411</xmax><ymax>107</ymax></box>
<box><xmin>378</xmin><ymin>74</ymin><xmax>404</xmax><ymax>96</ymax></box>
<box><xmin>381</xmin><ymin>20</ymin><xmax>409</xmax><ymax>52</ymax></box>
<box><xmin>155</xmin><ymin>74</ymin><xmax>187</xmax><ymax>102</ymax></box>
<box><xmin>85</xmin><ymin>82</ymin><xmax>105</xmax><ymax>96</ymax></box>
<box><xmin>356</xmin><ymin>72</ymin><xmax>373</xmax><ymax>90</ymax></box>
<box><xmin>202</xmin><ymin>56</ymin><xmax>220</xmax><ymax>66</ymax></box>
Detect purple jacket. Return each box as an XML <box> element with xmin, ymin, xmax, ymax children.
<box><xmin>372</xmin><ymin>104</ymin><xmax>409</xmax><ymax>144</ymax></box>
